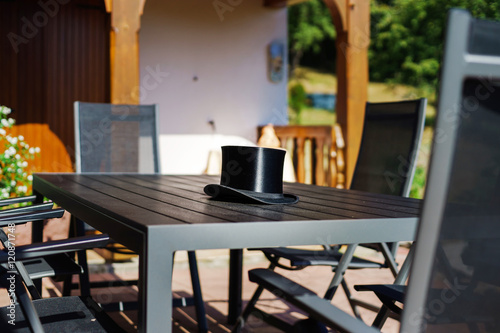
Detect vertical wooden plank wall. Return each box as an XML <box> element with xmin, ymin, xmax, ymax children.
<box><xmin>0</xmin><ymin>0</ymin><xmax>110</xmax><ymax>171</ymax></box>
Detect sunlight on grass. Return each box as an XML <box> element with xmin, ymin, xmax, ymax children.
<box><xmin>288</xmin><ymin>108</ymin><xmax>336</xmax><ymax>125</ymax></box>
<box><xmin>289</xmin><ymin>67</ymin><xmax>337</xmax><ymax>93</ymax></box>
<box><xmin>288</xmin><ymin>66</ymin><xmax>436</xmax><ymax>127</ymax></box>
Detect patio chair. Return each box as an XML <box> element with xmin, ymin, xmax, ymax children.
<box><xmin>73</xmin><ymin>101</ymin><xmax>207</xmax><ymax>331</ymax></box>
<box><xmin>354</xmin><ymin>9</ymin><xmax>500</xmax><ymax>330</ymax></box>
<box><xmin>0</xmin><ymin>221</ymin><xmax>126</xmax><ymax>333</ymax></box>
<box><xmin>0</xmin><ymin>195</ymin><xmax>37</xmax><ymax>207</ymax></box>
<box><xmin>236</xmin><ymin>98</ymin><xmax>426</xmax><ymax>330</ymax></box>
<box><xmin>0</xmin><ymin>198</ymin><xmax>85</xmax><ymax>296</ymax></box>
<box><xmin>239</xmin><ymin>9</ymin><xmax>500</xmax><ymax>332</ymax></box>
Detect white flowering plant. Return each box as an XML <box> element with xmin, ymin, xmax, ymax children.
<box><xmin>0</xmin><ymin>105</ymin><xmax>40</xmax><ymax>199</ymax></box>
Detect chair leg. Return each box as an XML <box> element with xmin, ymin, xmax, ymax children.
<box><xmin>372</xmin><ymin>305</ymin><xmax>391</xmax><ymax>328</ymax></box>
<box><xmin>340</xmin><ymin>279</ymin><xmax>362</xmax><ymax>318</ymax></box>
<box><xmin>76</xmin><ymin>247</ymin><xmax>92</xmax><ymax>297</ymax></box>
<box><xmin>188</xmin><ymin>251</ymin><xmax>208</xmax><ymax>333</ymax></box>
<box><xmin>232</xmin><ymin>260</ymin><xmax>278</xmax><ymax>333</ymax></box>
<box><xmin>62</xmin><ymin>275</ymin><xmax>73</xmax><ymax>296</ymax></box>
<box><xmin>74</xmin><ymin>217</ymin><xmax>91</xmax><ymax>297</ymax></box>
<box><xmin>323</xmin><ymin>244</ymin><xmax>358</xmax><ymax>300</ymax></box>
<box><xmin>231</xmin><ymin>284</ymin><xmax>266</xmax><ymax>333</ymax></box>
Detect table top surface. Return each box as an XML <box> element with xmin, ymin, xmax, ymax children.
<box><xmin>33</xmin><ymin>173</ymin><xmax>422</xmax><ymax>332</ymax></box>
<box><xmin>34</xmin><ymin>173</ymin><xmax>420</xmax><ymax>229</ymax></box>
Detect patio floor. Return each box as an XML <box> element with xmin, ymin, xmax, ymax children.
<box><xmin>0</xmin><ymin>246</ymin><xmax>408</xmax><ymax>332</ymax></box>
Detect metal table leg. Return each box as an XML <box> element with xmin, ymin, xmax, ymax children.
<box><xmin>228</xmin><ymin>249</ymin><xmax>243</xmax><ymax>324</ymax></box>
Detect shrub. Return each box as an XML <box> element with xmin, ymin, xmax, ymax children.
<box><xmin>289</xmin><ymin>83</ymin><xmax>308</xmax><ymax>122</ymax></box>
<box><xmin>0</xmin><ymin>105</ymin><xmax>39</xmax><ymax>199</ymax></box>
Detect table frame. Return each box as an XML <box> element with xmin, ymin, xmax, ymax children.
<box><xmin>33</xmin><ymin>174</ymin><xmax>419</xmax><ymax>332</ymax></box>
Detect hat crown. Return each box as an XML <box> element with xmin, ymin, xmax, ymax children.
<box><xmin>220</xmin><ymin>146</ymin><xmax>285</xmax><ymax>194</ymax></box>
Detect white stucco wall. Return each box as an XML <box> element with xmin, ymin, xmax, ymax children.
<box><xmin>139</xmin><ymin>0</ymin><xmax>288</xmax><ymax>143</ymax></box>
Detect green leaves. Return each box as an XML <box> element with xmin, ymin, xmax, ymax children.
<box><xmin>370</xmin><ymin>0</ymin><xmax>500</xmax><ymax>93</ymax></box>
<box><xmin>290</xmin><ymin>0</ymin><xmax>500</xmax><ymax>95</ymax></box>
<box><xmin>288</xmin><ymin>0</ymin><xmax>335</xmax><ymax>70</ymax></box>
<box><xmin>289</xmin><ymin>83</ymin><xmax>308</xmax><ymax>114</ymax></box>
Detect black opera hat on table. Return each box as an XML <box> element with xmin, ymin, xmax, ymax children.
<box><xmin>204</xmin><ymin>146</ymin><xmax>299</xmax><ymax>204</ymax></box>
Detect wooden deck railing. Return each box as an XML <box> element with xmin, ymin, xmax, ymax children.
<box><xmin>258</xmin><ymin>125</ymin><xmax>345</xmax><ymax>188</ymax></box>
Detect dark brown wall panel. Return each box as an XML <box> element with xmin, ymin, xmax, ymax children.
<box><xmin>0</xmin><ymin>0</ymin><xmax>110</xmax><ymax>168</ymax></box>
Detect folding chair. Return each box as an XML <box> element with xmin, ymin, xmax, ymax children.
<box><xmin>72</xmin><ymin>102</ymin><xmax>207</xmax><ymax>331</ymax></box>
<box><xmin>0</xmin><ymin>198</ymin><xmax>84</xmax><ymax>296</ymax></box>
<box><xmin>0</xmin><ymin>213</ymin><xmax>125</xmax><ymax>332</ymax></box>
<box><xmin>0</xmin><ymin>195</ymin><xmax>37</xmax><ymax>207</ymax></box>
<box><xmin>240</xmin><ymin>9</ymin><xmax>500</xmax><ymax>332</ymax></box>
<box><xmin>236</xmin><ymin>99</ymin><xmax>426</xmax><ymax>330</ymax></box>
<box><xmin>357</xmin><ymin>9</ymin><xmax>500</xmax><ymax>330</ymax></box>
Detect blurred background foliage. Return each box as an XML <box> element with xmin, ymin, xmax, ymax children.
<box><xmin>287</xmin><ymin>0</ymin><xmax>500</xmax><ymax>198</ymax></box>
<box><xmin>290</xmin><ymin>0</ymin><xmax>500</xmax><ymax>96</ymax></box>
<box><xmin>369</xmin><ymin>0</ymin><xmax>500</xmax><ymax>96</ymax></box>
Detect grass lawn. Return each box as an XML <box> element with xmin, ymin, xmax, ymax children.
<box><xmin>288</xmin><ymin>67</ymin><xmax>434</xmax><ymax>199</ymax></box>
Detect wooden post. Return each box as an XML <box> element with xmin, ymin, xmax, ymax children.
<box><xmin>105</xmin><ymin>0</ymin><xmax>146</xmax><ymax>104</ymax></box>
<box><xmin>324</xmin><ymin>0</ymin><xmax>369</xmax><ymax>187</ymax></box>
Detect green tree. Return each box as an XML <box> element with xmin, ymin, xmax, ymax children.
<box><xmin>288</xmin><ymin>0</ymin><xmax>335</xmax><ymax>75</ymax></box>
<box><xmin>370</xmin><ymin>0</ymin><xmax>500</xmax><ymax>94</ymax></box>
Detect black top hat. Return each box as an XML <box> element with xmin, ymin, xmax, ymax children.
<box><xmin>204</xmin><ymin>146</ymin><xmax>299</xmax><ymax>204</ymax></box>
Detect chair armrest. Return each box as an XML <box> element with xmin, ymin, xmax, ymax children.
<box><xmin>0</xmin><ymin>202</ymin><xmax>55</xmax><ymax>216</ymax></box>
<box><xmin>0</xmin><ymin>195</ymin><xmax>37</xmax><ymax>207</ymax></box>
<box><xmin>0</xmin><ymin>234</ymin><xmax>110</xmax><ymax>262</ymax></box>
<box><xmin>249</xmin><ymin>269</ymin><xmax>379</xmax><ymax>333</ymax></box>
<box><xmin>0</xmin><ymin>208</ymin><xmax>65</xmax><ymax>227</ymax></box>
<box><xmin>354</xmin><ymin>284</ymin><xmax>406</xmax><ymax>315</ymax></box>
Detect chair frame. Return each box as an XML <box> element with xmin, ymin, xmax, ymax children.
<box><xmin>74</xmin><ymin>101</ymin><xmax>161</xmax><ymax>174</ymax></box>
<box><xmin>238</xmin><ymin>9</ymin><xmax>500</xmax><ymax>333</ymax></box>
<box><xmin>401</xmin><ymin>9</ymin><xmax>500</xmax><ymax>331</ymax></box>
<box><xmin>237</xmin><ymin>98</ymin><xmax>427</xmax><ymax>331</ymax></box>
<box><xmin>72</xmin><ymin>101</ymin><xmax>208</xmax><ymax>332</ymax></box>
<box><xmin>351</xmin><ymin>98</ymin><xmax>427</xmax><ymax>198</ymax></box>
<box><xmin>0</xmin><ymin>229</ymin><xmax>121</xmax><ymax>332</ymax></box>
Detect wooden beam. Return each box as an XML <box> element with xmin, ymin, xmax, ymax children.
<box><xmin>324</xmin><ymin>0</ymin><xmax>369</xmax><ymax>187</ymax></box>
<box><xmin>264</xmin><ymin>0</ymin><xmax>310</xmax><ymax>8</ymax></box>
<box><xmin>264</xmin><ymin>0</ymin><xmax>288</xmax><ymax>7</ymax></box>
<box><xmin>106</xmin><ymin>0</ymin><xmax>145</xmax><ymax>104</ymax></box>
<box><xmin>324</xmin><ymin>0</ymin><xmax>347</xmax><ymax>32</ymax></box>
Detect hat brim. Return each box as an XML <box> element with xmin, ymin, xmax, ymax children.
<box><xmin>204</xmin><ymin>184</ymin><xmax>299</xmax><ymax>205</ymax></box>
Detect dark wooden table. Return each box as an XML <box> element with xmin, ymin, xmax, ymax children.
<box><xmin>33</xmin><ymin>173</ymin><xmax>420</xmax><ymax>332</ymax></box>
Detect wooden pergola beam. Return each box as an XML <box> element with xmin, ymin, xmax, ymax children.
<box><xmin>264</xmin><ymin>0</ymin><xmax>310</xmax><ymax>7</ymax></box>
<box><xmin>105</xmin><ymin>0</ymin><xmax>146</xmax><ymax>104</ymax></box>
<box><xmin>324</xmin><ymin>0</ymin><xmax>369</xmax><ymax>187</ymax></box>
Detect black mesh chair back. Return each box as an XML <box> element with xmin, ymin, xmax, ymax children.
<box><xmin>350</xmin><ymin>99</ymin><xmax>426</xmax><ymax>257</ymax></box>
<box><xmin>74</xmin><ymin>102</ymin><xmax>160</xmax><ymax>174</ymax></box>
<box><xmin>402</xmin><ymin>9</ymin><xmax>500</xmax><ymax>332</ymax></box>
<box><xmin>235</xmin><ymin>100</ymin><xmax>427</xmax><ymax>330</ymax></box>
<box><xmin>73</xmin><ymin>102</ymin><xmax>208</xmax><ymax>331</ymax></box>
<box><xmin>350</xmin><ymin>99</ymin><xmax>426</xmax><ymax>197</ymax></box>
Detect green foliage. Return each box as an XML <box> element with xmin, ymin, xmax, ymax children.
<box><xmin>289</xmin><ymin>83</ymin><xmax>308</xmax><ymax>116</ymax></box>
<box><xmin>369</xmin><ymin>0</ymin><xmax>500</xmax><ymax>93</ymax></box>
<box><xmin>0</xmin><ymin>105</ymin><xmax>39</xmax><ymax>199</ymax></box>
<box><xmin>410</xmin><ymin>165</ymin><xmax>427</xmax><ymax>199</ymax></box>
<box><xmin>288</xmin><ymin>0</ymin><xmax>335</xmax><ymax>71</ymax></box>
